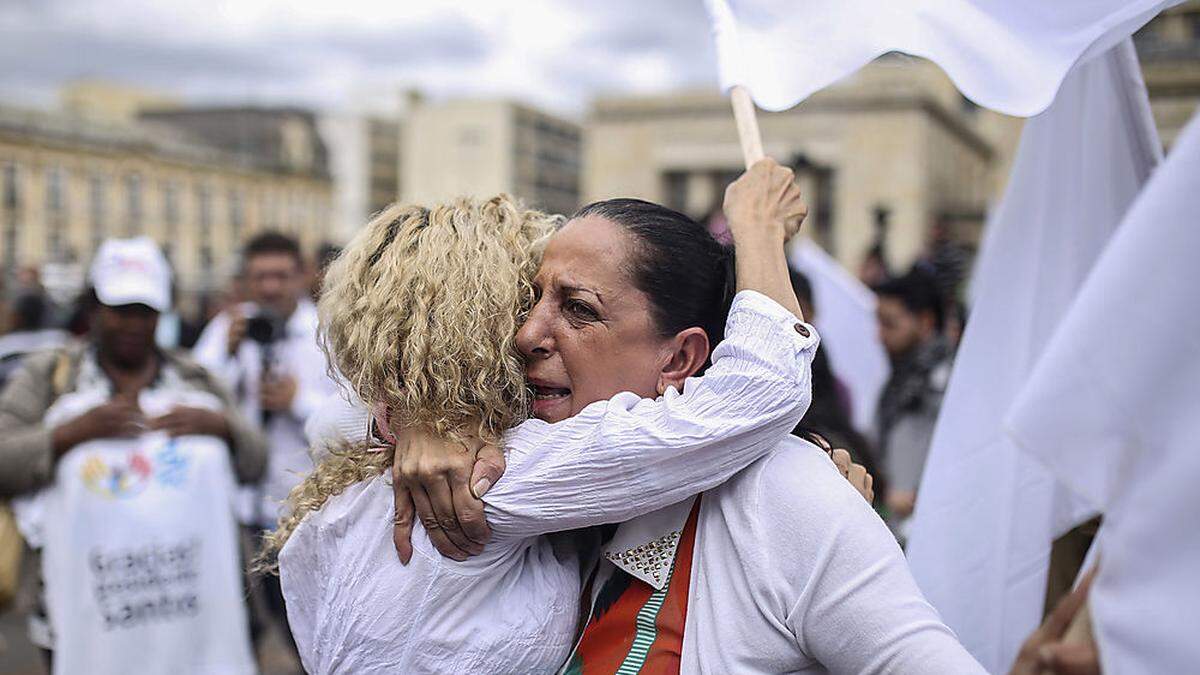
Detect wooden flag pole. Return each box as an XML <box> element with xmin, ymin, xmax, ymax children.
<box><xmin>731</xmin><ymin>85</ymin><xmax>764</xmax><ymax>169</ymax></box>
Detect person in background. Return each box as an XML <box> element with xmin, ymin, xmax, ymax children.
<box><xmin>154</xmin><ymin>283</ymin><xmax>203</xmax><ymax>352</ymax></box>
<box><xmin>873</xmin><ymin>269</ymin><xmax>952</xmax><ymax>535</ymax></box>
<box><xmin>789</xmin><ymin>268</ymin><xmax>887</xmax><ymax>507</ymax></box>
<box><xmin>0</xmin><ymin>237</ymin><xmax>265</xmax><ymax>671</ymax></box>
<box><xmin>192</xmin><ymin>231</ymin><xmax>338</xmax><ymax>654</ymax></box>
<box><xmin>309</xmin><ymin>242</ymin><xmax>341</xmax><ymax>302</ymax></box>
<box><xmin>0</xmin><ymin>291</ymin><xmax>70</xmax><ymax>388</ymax></box>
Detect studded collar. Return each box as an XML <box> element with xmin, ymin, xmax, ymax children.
<box><xmin>600</xmin><ymin>495</ymin><xmax>698</xmax><ymax>591</ymax></box>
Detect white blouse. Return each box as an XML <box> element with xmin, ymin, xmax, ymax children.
<box><xmin>279</xmin><ymin>290</ymin><xmax>819</xmax><ymax>674</ymax></box>
<box><xmin>572</xmin><ymin>441</ymin><xmax>986</xmax><ymax>673</ymax></box>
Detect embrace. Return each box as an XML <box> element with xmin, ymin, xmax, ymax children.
<box><xmin>259</xmin><ymin>160</ymin><xmax>984</xmax><ymax>674</ymax></box>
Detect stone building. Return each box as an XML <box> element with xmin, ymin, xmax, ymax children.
<box><xmin>401</xmin><ymin>99</ymin><xmax>582</xmax><ymax>217</ymax></box>
<box><xmin>584</xmin><ymin>57</ymin><xmax>994</xmax><ymax>272</ymax></box>
<box><xmin>1137</xmin><ymin>0</ymin><xmax>1200</xmax><ymax>149</ymax></box>
<box><xmin>0</xmin><ymin>102</ymin><xmax>332</xmax><ymax>299</ymax></box>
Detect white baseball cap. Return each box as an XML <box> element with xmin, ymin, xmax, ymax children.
<box><xmin>90</xmin><ymin>237</ymin><xmax>172</xmax><ymax>313</ymax></box>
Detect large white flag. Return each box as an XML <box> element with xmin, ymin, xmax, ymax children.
<box><xmin>705</xmin><ymin>0</ymin><xmax>1178</xmax><ymax>116</ymax></box>
<box><xmin>788</xmin><ymin>237</ymin><xmax>887</xmax><ymax>432</ymax></box>
<box><xmin>1006</xmin><ymin>109</ymin><xmax>1200</xmax><ymax>674</ymax></box>
<box><xmin>903</xmin><ymin>40</ymin><xmax>1161</xmax><ymax>673</ymax></box>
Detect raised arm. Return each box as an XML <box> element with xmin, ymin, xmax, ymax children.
<box><xmin>394</xmin><ymin>158</ymin><xmax>814</xmax><ymax>557</ymax></box>
<box><xmin>481</xmin><ymin>289</ymin><xmax>817</xmax><ymax>539</ymax></box>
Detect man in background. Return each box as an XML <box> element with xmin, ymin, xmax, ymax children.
<box><xmin>873</xmin><ymin>269</ymin><xmax>953</xmax><ymax>535</ymax></box>
<box><xmin>0</xmin><ymin>291</ymin><xmax>69</xmax><ymax>388</ymax></box>
<box><xmin>192</xmin><ymin>231</ymin><xmax>337</xmax><ymax>653</ymax></box>
<box><xmin>0</xmin><ymin>237</ymin><xmax>264</xmax><ymax>670</ymax></box>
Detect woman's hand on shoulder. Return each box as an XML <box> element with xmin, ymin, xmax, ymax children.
<box><xmin>391</xmin><ymin>428</ymin><xmax>506</xmax><ymax>563</ymax></box>
<box><xmin>723</xmin><ymin>157</ymin><xmax>807</xmax><ymax>245</ymax></box>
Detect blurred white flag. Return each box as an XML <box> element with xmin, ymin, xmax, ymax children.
<box><xmin>1005</xmin><ymin>108</ymin><xmax>1200</xmax><ymax>674</ymax></box>
<box><xmin>904</xmin><ymin>40</ymin><xmax>1161</xmax><ymax>672</ymax></box>
<box><xmin>788</xmin><ymin>237</ymin><xmax>887</xmax><ymax>432</ymax></box>
<box><xmin>704</xmin><ymin>0</ymin><xmax>1178</xmax><ymax>116</ymax></box>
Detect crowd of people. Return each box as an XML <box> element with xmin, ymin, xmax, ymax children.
<box><xmin>0</xmin><ymin>161</ymin><xmax>1093</xmax><ymax>675</ymax></box>
<box><xmin>0</xmin><ymin>232</ymin><xmax>342</xmax><ymax>672</ymax></box>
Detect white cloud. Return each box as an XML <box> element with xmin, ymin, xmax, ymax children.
<box><xmin>0</xmin><ymin>0</ymin><xmax>718</xmax><ymax>116</ymax></box>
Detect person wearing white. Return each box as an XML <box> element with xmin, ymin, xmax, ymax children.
<box><xmin>284</xmin><ymin>162</ymin><xmax>981</xmax><ymax>673</ymax></box>
<box><xmin>4</xmin><ymin>238</ymin><xmax>259</xmax><ymax>674</ymax></box>
<box><xmin>283</xmin><ymin>290</ymin><xmax>819</xmax><ymax>673</ymax></box>
<box><xmin>193</xmin><ymin>232</ymin><xmax>338</xmax><ymax>530</ymax></box>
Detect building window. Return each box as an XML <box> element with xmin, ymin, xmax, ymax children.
<box><xmin>89</xmin><ymin>173</ymin><xmax>106</xmax><ymax>255</ymax></box>
<box><xmin>124</xmin><ymin>173</ymin><xmax>143</xmax><ymax>236</ymax></box>
<box><xmin>162</xmin><ymin>181</ymin><xmax>180</xmax><ymax>259</ymax></box>
<box><xmin>46</xmin><ymin>167</ymin><xmax>67</xmax><ymax>258</ymax></box>
<box><xmin>663</xmin><ymin>171</ymin><xmax>688</xmax><ymax>213</ymax></box>
<box><xmin>196</xmin><ymin>184</ymin><xmax>213</xmax><ymax>281</ymax></box>
<box><xmin>3</xmin><ymin>163</ymin><xmax>19</xmax><ymax>269</ymax></box>
<box><xmin>228</xmin><ymin>188</ymin><xmax>244</xmax><ymax>246</ymax></box>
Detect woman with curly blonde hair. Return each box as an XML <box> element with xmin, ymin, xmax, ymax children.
<box><xmin>260</xmin><ymin>195</ymin><xmax>552</xmax><ymax>558</ymax></box>
<box><xmin>273</xmin><ymin>162</ymin><xmax>978</xmax><ymax>674</ymax></box>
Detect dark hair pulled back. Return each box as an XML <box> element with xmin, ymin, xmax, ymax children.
<box><xmin>572</xmin><ymin>198</ymin><xmax>736</xmax><ymax>370</ymax></box>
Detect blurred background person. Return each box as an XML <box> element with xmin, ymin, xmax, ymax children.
<box><xmin>0</xmin><ymin>291</ymin><xmax>69</xmax><ymax>389</ymax></box>
<box><xmin>308</xmin><ymin>242</ymin><xmax>341</xmax><ymax>302</ymax></box>
<box><xmin>192</xmin><ymin>231</ymin><xmax>337</xmax><ymax>659</ymax></box>
<box><xmin>872</xmin><ymin>269</ymin><xmax>953</xmax><ymax>536</ymax></box>
<box><xmin>789</xmin><ymin>267</ymin><xmax>886</xmax><ymax>508</ymax></box>
<box><xmin>0</xmin><ymin>237</ymin><xmax>265</xmax><ymax>673</ymax></box>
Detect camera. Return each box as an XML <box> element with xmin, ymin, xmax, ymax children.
<box><xmin>245</xmin><ymin>311</ymin><xmax>284</xmax><ymax>345</ymax></box>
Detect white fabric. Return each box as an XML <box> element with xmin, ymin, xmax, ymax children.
<box><xmin>193</xmin><ymin>299</ymin><xmax>338</xmax><ymax>527</ymax></box>
<box><xmin>90</xmin><ymin>236</ymin><xmax>172</xmax><ymax>312</ymax></box>
<box><xmin>788</xmin><ymin>237</ymin><xmax>887</xmax><ymax>431</ymax></box>
<box><xmin>573</xmin><ymin>441</ymin><xmax>984</xmax><ymax>673</ymax></box>
<box><xmin>303</xmin><ymin>386</ymin><xmax>370</xmax><ymax>463</ymax></box>
<box><xmin>15</xmin><ymin>382</ymin><xmax>253</xmax><ymax>674</ymax></box>
<box><xmin>904</xmin><ymin>40</ymin><xmax>1161</xmax><ymax>672</ymax></box>
<box><xmin>1007</xmin><ymin>110</ymin><xmax>1200</xmax><ymax>675</ymax></box>
<box><xmin>705</xmin><ymin>0</ymin><xmax>1177</xmax><ymax>116</ymax></box>
<box><xmin>280</xmin><ymin>291</ymin><xmax>818</xmax><ymax>674</ymax></box>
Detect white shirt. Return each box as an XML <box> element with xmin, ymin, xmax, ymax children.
<box><xmin>280</xmin><ymin>291</ymin><xmax>818</xmax><ymax>674</ymax></box>
<box><xmin>577</xmin><ymin>441</ymin><xmax>985</xmax><ymax>673</ymax></box>
<box><xmin>13</xmin><ymin>350</ymin><xmax>255</xmax><ymax>674</ymax></box>
<box><xmin>193</xmin><ymin>299</ymin><xmax>338</xmax><ymax>527</ymax></box>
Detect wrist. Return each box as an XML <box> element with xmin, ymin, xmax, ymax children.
<box><xmin>51</xmin><ymin>423</ymin><xmax>82</xmax><ymax>456</ymax></box>
<box><xmin>728</xmin><ymin>219</ymin><xmax>787</xmax><ymax>249</ymax></box>
<box><xmin>209</xmin><ymin>412</ymin><xmax>232</xmax><ymax>441</ymax></box>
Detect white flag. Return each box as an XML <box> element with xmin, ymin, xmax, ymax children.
<box><xmin>904</xmin><ymin>40</ymin><xmax>1161</xmax><ymax>673</ymax></box>
<box><xmin>1005</xmin><ymin>108</ymin><xmax>1200</xmax><ymax>674</ymax></box>
<box><xmin>788</xmin><ymin>237</ymin><xmax>887</xmax><ymax>432</ymax></box>
<box><xmin>704</xmin><ymin>0</ymin><xmax>1178</xmax><ymax>116</ymax></box>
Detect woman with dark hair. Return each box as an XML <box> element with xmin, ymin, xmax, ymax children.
<box><xmin>279</xmin><ymin>161</ymin><xmax>981</xmax><ymax>673</ymax></box>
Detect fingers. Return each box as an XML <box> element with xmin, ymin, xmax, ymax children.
<box><xmin>1038</xmin><ymin>643</ymin><xmax>1101</xmax><ymax>675</ymax></box>
<box><xmin>425</xmin><ymin>471</ymin><xmax>481</xmax><ymax>555</ymax></box>
<box><xmin>848</xmin><ymin>463</ymin><xmax>871</xmax><ymax>503</ymax></box>
<box><xmin>449</xmin><ymin>461</ymin><xmax>490</xmax><ymax>550</ymax></box>
<box><xmin>391</xmin><ymin>473</ymin><xmax>414</xmax><ymax>565</ymax></box>
<box><xmin>1042</xmin><ymin>568</ymin><xmax>1097</xmax><ymax>641</ymax></box>
<box><xmin>408</xmin><ymin>480</ymin><xmax>469</xmax><ymax>561</ymax></box>
<box><xmin>831</xmin><ymin>448</ymin><xmax>852</xmax><ymax>478</ymax></box>
<box><xmin>470</xmin><ymin>444</ymin><xmax>506</xmax><ymax>499</ymax></box>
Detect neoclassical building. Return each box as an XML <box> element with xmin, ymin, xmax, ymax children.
<box><xmin>0</xmin><ymin>102</ymin><xmax>332</xmax><ymax>299</ymax></box>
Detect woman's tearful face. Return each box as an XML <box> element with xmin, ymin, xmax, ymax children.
<box><xmin>516</xmin><ymin>215</ymin><xmax>671</xmax><ymax>423</ymax></box>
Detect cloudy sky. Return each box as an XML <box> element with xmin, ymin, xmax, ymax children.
<box><xmin>0</xmin><ymin>0</ymin><xmax>720</xmax><ymax>118</ymax></box>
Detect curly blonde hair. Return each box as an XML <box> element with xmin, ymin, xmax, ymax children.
<box><xmin>257</xmin><ymin>195</ymin><xmax>556</xmax><ymax>571</ymax></box>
